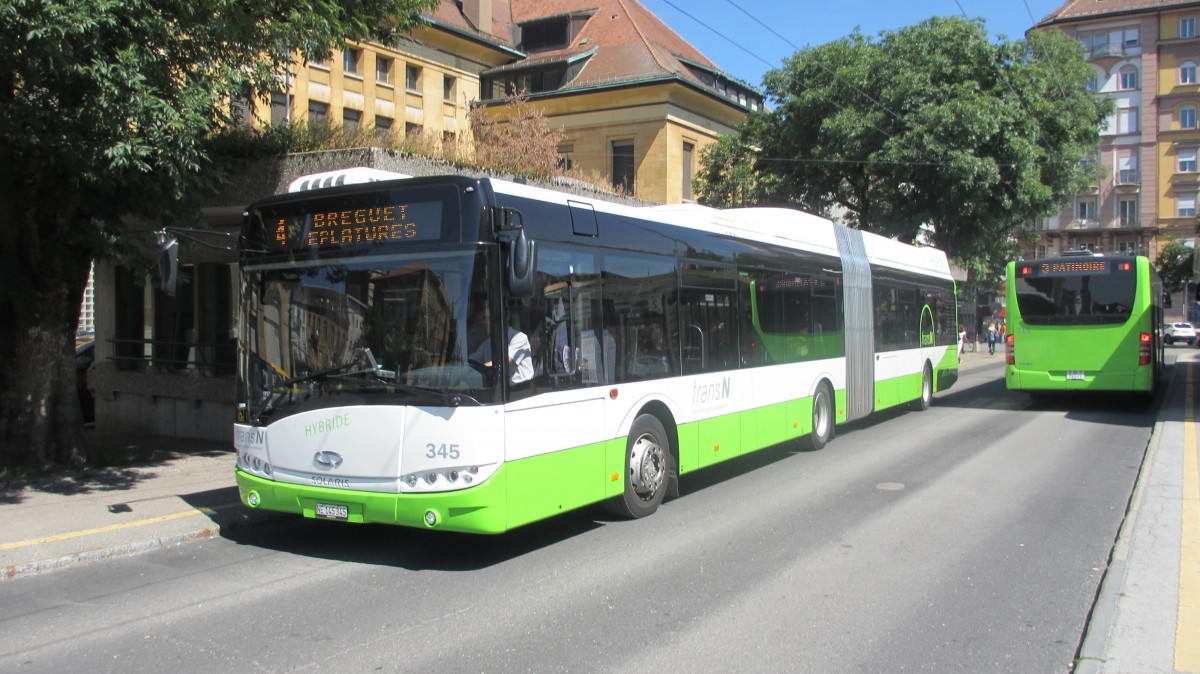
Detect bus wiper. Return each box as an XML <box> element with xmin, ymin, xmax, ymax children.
<box><xmin>275</xmin><ymin>361</ymin><xmax>363</xmax><ymax>389</ymax></box>
<box><xmin>346</xmin><ymin>381</ymin><xmax>472</xmax><ymax>407</ymax></box>
<box><xmin>275</xmin><ymin>348</ymin><xmax>391</xmax><ymax>389</ymax></box>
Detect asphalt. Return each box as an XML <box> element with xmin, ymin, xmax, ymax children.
<box><xmin>0</xmin><ymin>347</ymin><xmax>1196</xmax><ymax>673</ymax></box>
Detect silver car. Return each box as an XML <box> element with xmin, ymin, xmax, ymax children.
<box><xmin>1165</xmin><ymin>322</ymin><xmax>1197</xmax><ymax>345</ymax></box>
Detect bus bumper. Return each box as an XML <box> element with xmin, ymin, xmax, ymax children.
<box><xmin>1005</xmin><ymin>366</ymin><xmax>1155</xmax><ymax>392</ymax></box>
<box><xmin>235</xmin><ymin>467</ymin><xmax>510</xmax><ymax>534</ymax></box>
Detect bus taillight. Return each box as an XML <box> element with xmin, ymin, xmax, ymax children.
<box><xmin>1139</xmin><ymin>332</ymin><xmax>1152</xmax><ymax>365</ymax></box>
<box><xmin>1005</xmin><ymin>333</ymin><xmax>1015</xmax><ymax>365</ymax></box>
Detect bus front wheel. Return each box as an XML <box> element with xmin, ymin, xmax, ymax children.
<box><xmin>606</xmin><ymin>414</ymin><xmax>670</xmax><ymax>519</ymax></box>
<box><xmin>802</xmin><ymin>382</ymin><xmax>834</xmax><ymax>451</ymax></box>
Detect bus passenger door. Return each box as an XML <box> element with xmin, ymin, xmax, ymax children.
<box><xmin>680</xmin><ymin>288</ymin><xmax>742</xmax><ymax>467</ymax></box>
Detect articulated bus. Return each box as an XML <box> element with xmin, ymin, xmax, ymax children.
<box><xmin>1005</xmin><ymin>254</ymin><xmax>1164</xmax><ymax>395</ymax></box>
<box><xmin>219</xmin><ymin>170</ymin><xmax>958</xmax><ymax>533</ymax></box>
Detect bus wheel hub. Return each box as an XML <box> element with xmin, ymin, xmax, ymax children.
<box><xmin>630</xmin><ymin>434</ymin><xmax>665</xmax><ymax>499</ymax></box>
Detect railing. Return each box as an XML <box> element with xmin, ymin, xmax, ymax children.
<box><xmin>109</xmin><ymin>338</ymin><xmax>236</xmax><ymax>377</ymax></box>
<box><xmin>1117</xmin><ymin>170</ymin><xmax>1140</xmax><ymax>185</ymax></box>
<box><xmin>1067</xmin><ymin>219</ymin><xmax>1099</xmax><ymax>229</ymax></box>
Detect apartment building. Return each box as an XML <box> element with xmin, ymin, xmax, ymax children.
<box><xmin>1029</xmin><ymin>0</ymin><xmax>1200</xmax><ymax>259</ymax></box>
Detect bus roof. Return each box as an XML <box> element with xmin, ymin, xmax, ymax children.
<box><xmin>274</xmin><ymin>168</ymin><xmax>953</xmax><ymax>280</ymax></box>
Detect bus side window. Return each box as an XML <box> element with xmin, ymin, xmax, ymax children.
<box><xmin>533</xmin><ymin>245</ymin><xmax>597</xmax><ymax>390</ymax></box>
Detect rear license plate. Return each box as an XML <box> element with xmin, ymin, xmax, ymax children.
<box><xmin>1066</xmin><ymin>371</ymin><xmax>1085</xmax><ymax>381</ymax></box>
<box><xmin>314</xmin><ymin>503</ymin><xmax>349</xmax><ymax>520</ymax></box>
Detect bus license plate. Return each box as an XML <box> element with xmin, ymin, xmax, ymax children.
<box><xmin>314</xmin><ymin>503</ymin><xmax>349</xmax><ymax>520</ymax></box>
<box><xmin>1066</xmin><ymin>371</ymin><xmax>1085</xmax><ymax>381</ymax></box>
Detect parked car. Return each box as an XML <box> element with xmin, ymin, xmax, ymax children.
<box><xmin>76</xmin><ymin>331</ymin><xmax>95</xmax><ymax>424</ymax></box>
<box><xmin>1165</xmin><ymin>322</ymin><xmax>1197</xmax><ymax>346</ymax></box>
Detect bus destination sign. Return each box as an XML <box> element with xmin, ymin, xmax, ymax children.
<box><xmin>1018</xmin><ymin>259</ymin><xmax>1111</xmax><ymax>278</ymax></box>
<box><xmin>262</xmin><ymin>194</ymin><xmax>444</xmax><ymax>252</ymax></box>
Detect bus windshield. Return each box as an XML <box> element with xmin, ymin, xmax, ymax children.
<box><xmin>241</xmin><ymin>248</ymin><xmax>498</xmax><ymax>421</ymax></box>
<box><xmin>1013</xmin><ymin>258</ymin><xmax>1136</xmax><ymax>326</ymax></box>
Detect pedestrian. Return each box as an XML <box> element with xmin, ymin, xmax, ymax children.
<box><xmin>958</xmin><ymin>323</ymin><xmax>967</xmax><ymax>363</ymax></box>
<box><xmin>987</xmin><ymin>321</ymin><xmax>997</xmax><ymax>355</ymax></box>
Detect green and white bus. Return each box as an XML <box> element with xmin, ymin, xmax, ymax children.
<box><xmin>218</xmin><ymin>170</ymin><xmax>958</xmax><ymax>533</ymax></box>
<box><xmin>1005</xmin><ymin>254</ymin><xmax>1164</xmax><ymax>395</ymax></box>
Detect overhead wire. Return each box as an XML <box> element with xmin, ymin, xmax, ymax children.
<box><xmin>651</xmin><ymin>0</ymin><xmax>902</xmax><ymax>142</ymax></box>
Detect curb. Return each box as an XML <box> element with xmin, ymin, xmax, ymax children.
<box><xmin>3</xmin><ymin>526</ymin><xmax>219</xmax><ymax>581</ymax></box>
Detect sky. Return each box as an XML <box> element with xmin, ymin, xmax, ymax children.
<box><xmin>640</xmin><ymin>0</ymin><xmax>1069</xmax><ymax>89</ymax></box>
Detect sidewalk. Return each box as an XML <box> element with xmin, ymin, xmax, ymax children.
<box><xmin>0</xmin><ymin>433</ymin><xmax>271</xmax><ymax>579</ymax></box>
<box><xmin>1077</xmin><ymin>352</ymin><xmax>1200</xmax><ymax>674</ymax></box>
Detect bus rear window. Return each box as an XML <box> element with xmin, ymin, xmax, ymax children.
<box><xmin>1014</xmin><ymin>259</ymin><xmax>1136</xmax><ymax>325</ymax></box>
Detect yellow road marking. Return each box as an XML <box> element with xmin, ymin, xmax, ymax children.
<box><xmin>1179</xmin><ymin>363</ymin><xmax>1200</xmax><ymax>670</ymax></box>
<box><xmin>0</xmin><ymin>505</ymin><xmax>230</xmax><ymax>551</ymax></box>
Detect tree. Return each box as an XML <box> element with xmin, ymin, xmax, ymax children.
<box><xmin>469</xmin><ymin>88</ymin><xmax>566</xmax><ymax>178</ymax></box>
<box><xmin>699</xmin><ymin>17</ymin><xmax>1110</xmax><ymax>279</ymax></box>
<box><xmin>693</xmin><ymin>135</ymin><xmax>764</xmax><ymax>208</ymax></box>
<box><xmin>1156</xmin><ymin>239</ymin><xmax>1195</xmax><ymax>293</ymax></box>
<box><xmin>0</xmin><ymin>0</ymin><xmax>438</xmax><ymax>468</ymax></box>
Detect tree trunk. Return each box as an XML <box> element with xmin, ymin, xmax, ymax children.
<box><xmin>0</xmin><ymin>155</ymin><xmax>93</xmax><ymax>468</ymax></box>
<box><xmin>0</xmin><ymin>307</ymin><xmax>89</xmax><ymax>468</ymax></box>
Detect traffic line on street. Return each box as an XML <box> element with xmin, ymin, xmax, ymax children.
<box><xmin>0</xmin><ymin>503</ymin><xmax>236</xmax><ymax>551</ymax></box>
<box><xmin>1179</xmin><ymin>362</ymin><xmax>1200</xmax><ymax>671</ymax></box>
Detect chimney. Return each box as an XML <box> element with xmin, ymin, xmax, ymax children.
<box><xmin>462</xmin><ymin>0</ymin><xmax>493</xmax><ymax>37</ymax></box>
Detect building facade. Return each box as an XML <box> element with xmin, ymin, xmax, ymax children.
<box><xmin>1029</xmin><ymin>0</ymin><xmax>1200</xmax><ymax>260</ymax></box>
<box><xmin>246</xmin><ymin>0</ymin><xmax>761</xmax><ymax>205</ymax></box>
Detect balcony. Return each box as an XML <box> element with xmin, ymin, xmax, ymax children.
<box><xmin>1115</xmin><ymin>170</ymin><xmax>1140</xmax><ymax>192</ymax></box>
<box><xmin>1066</xmin><ymin>219</ymin><xmax>1099</xmax><ymax>230</ymax></box>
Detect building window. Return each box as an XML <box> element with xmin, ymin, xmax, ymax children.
<box><xmin>443</xmin><ymin>75</ymin><xmax>455</xmax><ymax>102</ymax></box>
<box><xmin>343</xmin><ymin>48</ymin><xmax>360</xmax><ymax>76</ymax></box>
<box><xmin>309</xmin><ymin>54</ymin><xmax>328</xmax><ymax>69</ymax></box>
<box><xmin>1182</xmin><ymin>17</ymin><xmax>1197</xmax><ymax>39</ymax></box>
<box><xmin>375</xmin><ymin>115</ymin><xmax>393</xmax><ymax>137</ymax></box>
<box><xmin>1180</xmin><ymin>149</ymin><xmax>1198</xmax><ymax>172</ymax></box>
<box><xmin>521</xmin><ymin>18</ymin><xmax>570</xmax><ymax>51</ymax></box>
<box><xmin>1178</xmin><ymin>194</ymin><xmax>1197</xmax><ymax>217</ymax></box>
<box><xmin>612</xmin><ymin>141</ymin><xmax>635</xmax><ymax>194</ymax></box>
<box><xmin>1119</xmin><ymin>66</ymin><xmax>1139</xmax><ymax>90</ymax></box>
<box><xmin>376</xmin><ymin>56</ymin><xmax>392</xmax><ymax>85</ymax></box>
<box><xmin>557</xmin><ymin>145</ymin><xmax>574</xmax><ymax>172</ymax></box>
<box><xmin>406</xmin><ymin>65</ymin><xmax>421</xmax><ymax>92</ymax></box>
<box><xmin>1078</xmin><ymin>30</ymin><xmax>1109</xmax><ymax>56</ymax></box>
<box><xmin>308</xmin><ymin>101</ymin><xmax>328</xmax><ymax>125</ymax></box>
<box><xmin>270</xmin><ymin>92</ymin><xmax>289</xmax><ymax>126</ymax></box>
<box><xmin>343</xmin><ymin>109</ymin><xmax>361</xmax><ymax>134</ymax></box>
<box><xmin>1118</xmin><ymin>155</ymin><xmax>1138</xmax><ymax>183</ymax></box>
<box><xmin>1183</xmin><ymin>62</ymin><xmax>1198</xmax><ymax>84</ymax></box>
<box><xmin>1085</xmin><ymin>75</ymin><xmax>1098</xmax><ymax>92</ymax></box>
<box><xmin>682</xmin><ymin>142</ymin><xmax>695</xmax><ymax>201</ymax></box>
<box><xmin>405</xmin><ymin>122</ymin><xmax>423</xmax><ymax>137</ymax></box>
<box><xmin>1119</xmin><ymin>199</ymin><xmax>1138</xmax><ymax>226</ymax></box>
<box><xmin>1117</xmin><ymin>107</ymin><xmax>1139</xmax><ymax>133</ymax></box>
<box><xmin>114</xmin><ymin>264</ymin><xmax>236</xmax><ymax>376</ymax></box>
<box><xmin>1078</xmin><ymin>199</ymin><xmax>1096</xmax><ymax>222</ymax></box>
<box><xmin>1124</xmin><ymin>27</ymin><xmax>1140</xmax><ymax>47</ymax></box>
<box><xmin>1182</xmin><ymin>106</ymin><xmax>1198</xmax><ymax>129</ymax></box>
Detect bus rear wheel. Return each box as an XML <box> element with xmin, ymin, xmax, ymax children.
<box><xmin>801</xmin><ymin>382</ymin><xmax>834</xmax><ymax>450</ymax></box>
<box><xmin>912</xmin><ymin>364</ymin><xmax>933</xmax><ymax>411</ymax></box>
<box><xmin>606</xmin><ymin>414</ymin><xmax>670</xmax><ymax>519</ymax></box>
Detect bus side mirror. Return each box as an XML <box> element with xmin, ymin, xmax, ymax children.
<box><xmin>507</xmin><ymin>228</ymin><xmax>537</xmax><ymax>299</ymax></box>
<box><xmin>155</xmin><ymin>230</ymin><xmax>179</xmax><ymax>297</ymax></box>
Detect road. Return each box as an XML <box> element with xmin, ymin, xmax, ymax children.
<box><xmin>0</xmin><ymin>358</ymin><xmax>1159</xmax><ymax>673</ymax></box>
